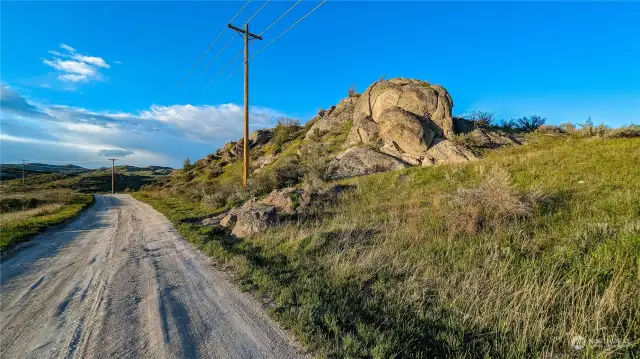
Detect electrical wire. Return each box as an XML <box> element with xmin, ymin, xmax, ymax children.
<box><xmin>175</xmin><ymin>0</ymin><xmax>252</xmax><ymax>88</ymax></box>
<box><xmin>223</xmin><ymin>0</ymin><xmax>327</xmax><ymax>81</ymax></box>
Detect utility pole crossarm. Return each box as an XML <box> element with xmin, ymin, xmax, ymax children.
<box><xmin>227</xmin><ymin>24</ymin><xmax>263</xmax><ymax>40</ymax></box>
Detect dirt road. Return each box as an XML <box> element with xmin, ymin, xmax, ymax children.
<box><xmin>0</xmin><ymin>195</ymin><xmax>304</xmax><ymax>359</ymax></box>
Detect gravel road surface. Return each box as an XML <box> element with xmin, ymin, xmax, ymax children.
<box><xmin>0</xmin><ymin>194</ymin><xmax>304</xmax><ymax>359</ymax></box>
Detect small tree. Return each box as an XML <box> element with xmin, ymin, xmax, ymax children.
<box><xmin>347</xmin><ymin>84</ymin><xmax>358</xmax><ymax>97</ymax></box>
<box><xmin>183</xmin><ymin>157</ymin><xmax>192</xmax><ymax>171</ymax></box>
<box><xmin>514</xmin><ymin>115</ymin><xmax>547</xmax><ymax>132</ymax></box>
<box><xmin>466</xmin><ymin>111</ymin><xmax>495</xmax><ymax>127</ymax></box>
<box><xmin>273</xmin><ymin>117</ymin><xmax>302</xmax><ymax>152</ymax></box>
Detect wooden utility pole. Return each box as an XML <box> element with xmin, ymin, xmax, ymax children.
<box><xmin>21</xmin><ymin>159</ymin><xmax>26</xmax><ymax>188</ymax></box>
<box><xmin>227</xmin><ymin>23</ymin><xmax>262</xmax><ymax>188</ymax></box>
<box><xmin>108</xmin><ymin>158</ymin><xmax>117</xmax><ymax>194</ymax></box>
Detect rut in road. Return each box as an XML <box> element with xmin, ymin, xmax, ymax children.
<box><xmin>0</xmin><ymin>194</ymin><xmax>304</xmax><ymax>359</ymax></box>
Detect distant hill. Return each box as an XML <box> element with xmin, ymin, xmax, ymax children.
<box><xmin>0</xmin><ymin>163</ymin><xmax>175</xmax><ymax>193</ymax></box>
<box><xmin>0</xmin><ymin>163</ymin><xmax>91</xmax><ymax>180</ymax></box>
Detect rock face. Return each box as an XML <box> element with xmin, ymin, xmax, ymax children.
<box><xmin>191</xmin><ymin>77</ymin><xmax>521</xmax><ymax>185</ymax></box>
<box><xmin>352</xmin><ymin>78</ymin><xmax>455</xmax><ymax>139</ymax></box>
<box><xmin>422</xmin><ymin>138</ymin><xmax>478</xmax><ymax>166</ymax></box>
<box><xmin>342</xmin><ymin>78</ymin><xmax>466</xmax><ymax>169</ymax></box>
<box><xmin>248</xmin><ymin>129</ymin><xmax>273</xmax><ymax>148</ymax></box>
<box><xmin>259</xmin><ymin>187</ymin><xmax>303</xmax><ymax>214</ymax></box>
<box><xmin>329</xmin><ymin>147</ymin><xmax>408</xmax><ymax>179</ymax></box>
<box><xmin>306</xmin><ymin>97</ymin><xmax>358</xmax><ymax>140</ymax></box>
<box><xmin>231</xmin><ymin>206</ymin><xmax>279</xmax><ymax>238</ymax></box>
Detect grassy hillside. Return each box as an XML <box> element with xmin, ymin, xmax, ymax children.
<box><xmin>0</xmin><ymin>189</ymin><xmax>94</xmax><ymax>252</ymax></box>
<box><xmin>135</xmin><ymin>134</ymin><xmax>640</xmax><ymax>358</ymax></box>
<box><xmin>0</xmin><ymin>163</ymin><xmax>90</xmax><ymax>180</ymax></box>
<box><xmin>0</xmin><ymin>165</ymin><xmax>173</xmax><ymax>194</ymax></box>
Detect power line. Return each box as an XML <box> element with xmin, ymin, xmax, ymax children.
<box><xmin>252</xmin><ymin>0</ymin><xmax>326</xmax><ymax>60</ymax></box>
<box><xmin>259</xmin><ymin>0</ymin><xmax>302</xmax><ymax>36</ymax></box>
<box><xmin>208</xmin><ymin>0</ymin><xmax>304</xmax><ymax>87</ymax></box>
<box><xmin>246</xmin><ymin>0</ymin><xmax>270</xmax><ymax>23</ymax></box>
<box><xmin>175</xmin><ymin>0</ymin><xmax>252</xmax><ymax>88</ymax></box>
<box><xmin>199</xmin><ymin>0</ymin><xmax>271</xmax><ymax>77</ymax></box>
<box><xmin>207</xmin><ymin>50</ymin><xmax>242</xmax><ymax>86</ymax></box>
<box><xmin>161</xmin><ymin>0</ymin><xmax>319</xmax><ymax>124</ymax></box>
<box><xmin>199</xmin><ymin>35</ymin><xmax>238</xmax><ymax>76</ymax></box>
<box><xmin>224</xmin><ymin>0</ymin><xmax>327</xmax><ymax>81</ymax></box>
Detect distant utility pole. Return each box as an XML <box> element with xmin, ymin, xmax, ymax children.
<box><xmin>108</xmin><ymin>158</ymin><xmax>118</xmax><ymax>194</ymax></box>
<box><xmin>227</xmin><ymin>22</ymin><xmax>262</xmax><ymax>188</ymax></box>
<box><xmin>22</xmin><ymin>159</ymin><xmax>27</xmax><ymax>191</ymax></box>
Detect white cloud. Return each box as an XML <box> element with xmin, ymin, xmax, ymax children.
<box><xmin>42</xmin><ymin>44</ymin><xmax>110</xmax><ymax>86</ymax></box>
<box><xmin>59</xmin><ymin>43</ymin><xmax>76</xmax><ymax>53</ymax></box>
<box><xmin>58</xmin><ymin>74</ymin><xmax>89</xmax><ymax>83</ymax></box>
<box><xmin>44</xmin><ymin>59</ymin><xmax>96</xmax><ymax>76</ymax></box>
<box><xmin>71</xmin><ymin>54</ymin><xmax>110</xmax><ymax>69</ymax></box>
<box><xmin>1</xmin><ymin>86</ymin><xmax>289</xmax><ymax>167</ymax></box>
<box><xmin>114</xmin><ymin>60</ymin><xmax>122</xmax><ymax>65</ymax></box>
<box><xmin>140</xmin><ymin>103</ymin><xmax>284</xmax><ymax>142</ymax></box>
<box><xmin>0</xmin><ymin>133</ymin><xmax>106</xmax><ymax>151</ymax></box>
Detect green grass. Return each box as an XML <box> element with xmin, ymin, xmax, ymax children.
<box><xmin>0</xmin><ymin>191</ymin><xmax>94</xmax><ymax>252</ymax></box>
<box><xmin>134</xmin><ymin>136</ymin><xmax>640</xmax><ymax>358</ymax></box>
<box><xmin>0</xmin><ymin>167</ymin><xmax>170</xmax><ymax>193</ymax></box>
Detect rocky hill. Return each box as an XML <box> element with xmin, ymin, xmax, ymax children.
<box><xmin>180</xmin><ymin>78</ymin><xmax>520</xmax><ymax>184</ymax></box>
<box><xmin>154</xmin><ymin>77</ymin><xmax>533</xmax><ymax>239</ymax></box>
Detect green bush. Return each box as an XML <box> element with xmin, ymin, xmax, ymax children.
<box><xmin>273</xmin><ymin>117</ymin><xmax>302</xmax><ymax>153</ymax></box>
<box><xmin>603</xmin><ymin>124</ymin><xmax>640</xmax><ymax>138</ymax></box>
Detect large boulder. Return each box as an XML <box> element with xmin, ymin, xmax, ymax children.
<box><xmin>259</xmin><ymin>187</ymin><xmax>303</xmax><ymax>214</ymax></box>
<box><xmin>231</xmin><ymin>205</ymin><xmax>279</xmax><ymax>238</ymax></box>
<box><xmin>251</xmin><ymin>153</ymin><xmax>276</xmax><ymax>171</ymax></box>
<box><xmin>421</xmin><ymin>138</ymin><xmax>478</xmax><ymax>166</ymax></box>
<box><xmin>377</xmin><ymin>108</ymin><xmax>437</xmax><ymax>158</ymax></box>
<box><xmin>352</xmin><ymin>78</ymin><xmax>455</xmax><ymax>139</ymax></box>
<box><xmin>341</xmin><ymin>78</ymin><xmax>461</xmax><ymax>170</ymax></box>
<box><xmin>249</xmin><ymin>129</ymin><xmax>273</xmax><ymax>148</ymax></box>
<box><xmin>329</xmin><ymin>147</ymin><xmax>408</xmax><ymax>179</ymax></box>
<box><xmin>345</xmin><ymin>116</ymin><xmax>379</xmax><ymax>146</ymax></box>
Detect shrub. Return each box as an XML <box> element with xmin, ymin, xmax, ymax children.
<box><xmin>514</xmin><ymin>115</ymin><xmax>546</xmax><ymax>132</ymax></box>
<box><xmin>183</xmin><ymin>157</ymin><xmax>194</xmax><ymax>171</ymax></box>
<box><xmin>449</xmin><ymin>132</ymin><xmax>485</xmax><ymax>152</ymax></box>
<box><xmin>299</xmin><ymin>142</ymin><xmax>331</xmax><ymax>187</ymax></box>
<box><xmin>465</xmin><ymin>111</ymin><xmax>495</xmax><ymax>127</ymax></box>
<box><xmin>604</xmin><ymin>124</ymin><xmax>640</xmax><ymax>138</ymax></box>
<box><xmin>273</xmin><ymin>155</ymin><xmax>302</xmax><ymax>189</ymax></box>
<box><xmin>249</xmin><ymin>170</ymin><xmax>277</xmax><ymax>196</ymax></box>
<box><xmin>347</xmin><ymin>85</ymin><xmax>359</xmax><ymax>97</ymax></box>
<box><xmin>535</xmin><ymin>124</ymin><xmax>565</xmax><ymax>134</ymax></box>
<box><xmin>559</xmin><ymin>122</ymin><xmax>577</xmax><ymax>133</ymax></box>
<box><xmin>273</xmin><ymin>117</ymin><xmax>302</xmax><ymax>152</ymax></box>
<box><xmin>447</xmin><ymin>167</ymin><xmax>545</xmax><ymax>235</ymax></box>
<box><xmin>577</xmin><ymin>117</ymin><xmax>608</xmax><ymax>137</ymax></box>
<box><xmin>496</xmin><ymin>118</ymin><xmax>518</xmax><ymax>131</ymax></box>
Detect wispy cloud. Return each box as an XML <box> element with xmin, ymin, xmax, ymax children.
<box><xmin>42</xmin><ymin>43</ymin><xmax>110</xmax><ymax>85</ymax></box>
<box><xmin>98</xmin><ymin>149</ymin><xmax>134</xmax><ymax>158</ymax></box>
<box><xmin>0</xmin><ymin>83</ymin><xmax>52</xmax><ymax>119</ymax></box>
<box><xmin>1</xmin><ymin>86</ymin><xmax>289</xmax><ymax>167</ymax></box>
<box><xmin>59</xmin><ymin>43</ymin><xmax>76</xmax><ymax>52</ymax></box>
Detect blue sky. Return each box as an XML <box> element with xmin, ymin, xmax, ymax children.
<box><xmin>1</xmin><ymin>1</ymin><xmax>638</xmax><ymax>168</ymax></box>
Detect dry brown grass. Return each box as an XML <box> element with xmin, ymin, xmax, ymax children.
<box><xmin>0</xmin><ymin>203</ymin><xmax>65</xmax><ymax>226</ymax></box>
<box><xmin>447</xmin><ymin>167</ymin><xmax>545</xmax><ymax>235</ymax></box>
